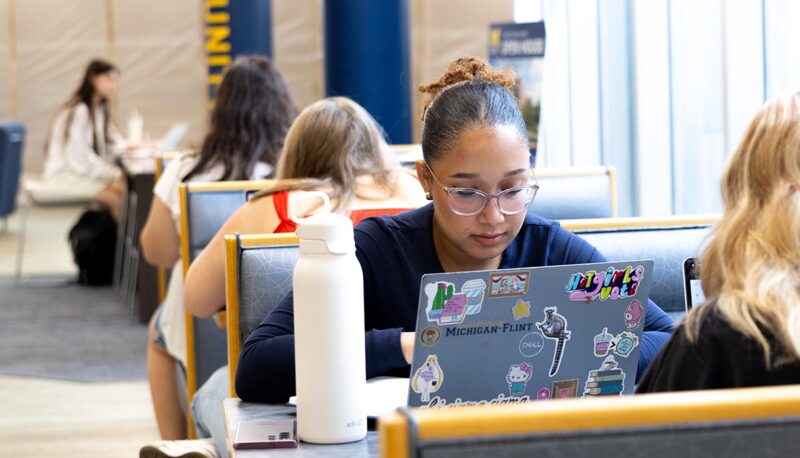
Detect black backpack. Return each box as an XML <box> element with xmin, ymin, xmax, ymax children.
<box><xmin>68</xmin><ymin>208</ymin><xmax>117</xmax><ymax>285</ymax></box>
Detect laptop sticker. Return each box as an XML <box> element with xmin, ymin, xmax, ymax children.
<box><xmin>566</xmin><ymin>265</ymin><xmax>645</xmax><ymax>302</ymax></box>
<box><xmin>412</xmin><ymin>355</ymin><xmax>444</xmax><ymax>402</ymax></box>
<box><xmin>551</xmin><ymin>379</ymin><xmax>579</xmax><ymax>399</ymax></box>
<box><xmin>462</xmin><ymin>279</ymin><xmax>487</xmax><ymax>314</ymax></box>
<box><xmin>490</xmin><ymin>271</ymin><xmax>529</xmax><ymax>297</ymax></box>
<box><xmin>624</xmin><ymin>300</ymin><xmax>644</xmax><ymax>330</ymax></box>
<box><xmin>512</xmin><ymin>298</ymin><xmax>532</xmax><ymax>320</ymax></box>
<box><xmin>506</xmin><ymin>363</ymin><xmax>533</xmax><ymax>395</ymax></box>
<box><xmin>537</xmin><ymin>387</ymin><xmax>551</xmax><ymax>400</ymax></box>
<box><xmin>419</xmin><ymin>326</ymin><xmax>441</xmax><ymax>347</ymax></box>
<box><xmin>536</xmin><ymin>307</ymin><xmax>571</xmax><ymax>376</ymax></box>
<box><xmin>610</xmin><ymin>331</ymin><xmax>639</xmax><ymax>358</ymax></box>
<box><xmin>518</xmin><ymin>331</ymin><xmax>545</xmax><ymax>357</ymax></box>
<box><xmin>593</xmin><ymin>327</ymin><xmax>614</xmax><ymax>357</ymax></box>
<box><xmin>424</xmin><ymin>279</ymin><xmax>487</xmax><ymax>326</ymax></box>
<box><xmin>583</xmin><ymin>355</ymin><xmax>625</xmax><ymax>397</ymax></box>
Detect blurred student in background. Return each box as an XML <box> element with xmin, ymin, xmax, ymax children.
<box><xmin>139</xmin><ymin>55</ymin><xmax>297</xmax><ymax>442</ymax></box>
<box><xmin>637</xmin><ymin>91</ymin><xmax>800</xmax><ymax>392</ymax></box>
<box><xmin>43</xmin><ymin>59</ymin><xmax>127</xmax><ymax>220</ymax></box>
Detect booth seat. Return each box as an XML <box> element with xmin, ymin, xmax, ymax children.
<box><xmin>562</xmin><ymin>215</ymin><xmax>719</xmax><ymax>321</ymax></box>
<box><xmin>379</xmin><ymin>384</ymin><xmax>800</xmax><ymax>457</ymax></box>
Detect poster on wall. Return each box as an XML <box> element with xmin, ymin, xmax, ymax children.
<box><xmin>488</xmin><ymin>22</ymin><xmax>546</xmax><ymax>165</ymax></box>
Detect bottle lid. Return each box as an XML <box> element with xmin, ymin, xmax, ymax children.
<box><xmin>296</xmin><ymin>213</ymin><xmax>355</xmax><ymax>254</ymax></box>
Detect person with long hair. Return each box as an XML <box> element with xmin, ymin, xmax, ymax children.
<box><xmin>233</xmin><ymin>57</ymin><xmax>674</xmax><ymax>404</ymax></box>
<box><xmin>637</xmin><ymin>91</ymin><xmax>800</xmax><ymax>392</ymax></box>
<box><xmin>139</xmin><ymin>54</ymin><xmax>297</xmax><ymax>442</ymax></box>
<box><xmin>43</xmin><ymin>59</ymin><xmax>126</xmax><ymax>219</ymax></box>
<box><xmin>163</xmin><ymin>96</ymin><xmax>426</xmax><ymax>457</ymax></box>
<box><xmin>183</xmin><ymin>96</ymin><xmax>427</xmax><ymax>319</ymax></box>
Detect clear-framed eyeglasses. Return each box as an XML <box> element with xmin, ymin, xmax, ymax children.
<box><xmin>424</xmin><ymin>162</ymin><xmax>539</xmax><ymax>216</ymax></box>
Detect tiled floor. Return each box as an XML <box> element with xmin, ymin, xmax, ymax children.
<box><xmin>0</xmin><ymin>203</ymin><xmax>159</xmax><ymax>457</ymax></box>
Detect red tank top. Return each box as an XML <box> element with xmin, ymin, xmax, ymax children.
<box><xmin>272</xmin><ymin>190</ymin><xmax>410</xmax><ymax>232</ymax></box>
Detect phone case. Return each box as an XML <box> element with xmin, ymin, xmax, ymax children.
<box><xmin>233</xmin><ymin>419</ymin><xmax>298</xmax><ymax>450</ymax></box>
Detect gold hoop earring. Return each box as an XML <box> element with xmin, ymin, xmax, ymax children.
<box><xmin>425</xmin><ymin>192</ymin><xmax>432</xmax><ymax>200</ymax></box>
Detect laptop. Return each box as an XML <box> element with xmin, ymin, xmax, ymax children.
<box><xmin>156</xmin><ymin>122</ymin><xmax>189</xmax><ymax>152</ymax></box>
<box><xmin>407</xmin><ymin>259</ymin><xmax>654</xmax><ymax>408</ymax></box>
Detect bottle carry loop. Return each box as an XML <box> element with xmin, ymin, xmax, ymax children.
<box><xmin>287</xmin><ymin>191</ymin><xmax>332</xmax><ymax>225</ymax></box>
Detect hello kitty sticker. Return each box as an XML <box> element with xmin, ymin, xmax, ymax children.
<box><xmin>506</xmin><ymin>363</ymin><xmax>533</xmax><ymax>395</ymax></box>
<box><xmin>565</xmin><ymin>265</ymin><xmax>645</xmax><ymax>302</ymax></box>
<box><xmin>536</xmin><ymin>307</ymin><xmax>571</xmax><ymax>376</ymax></box>
<box><xmin>423</xmin><ymin>279</ymin><xmax>487</xmax><ymax>326</ymax></box>
<box><xmin>412</xmin><ymin>354</ymin><xmax>444</xmax><ymax>402</ymax></box>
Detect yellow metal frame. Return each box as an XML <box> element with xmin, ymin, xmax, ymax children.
<box><xmin>225</xmin><ymin>232</ymin><xmax>300</xmax><ymax>397</ymax></box>
<box><xmin>561</xmin><ymin>214</ymin><xmax>721</xmax><ymax>231</ymax></box>
<box><xmin>177</xmin><ymin>179</ymin><xmax>275</xmax><ymax>437</ymax></box>
<box><xmin>380</xmin><ymin>384</ymin><xmax>800</xmax><ymax>457</ymax></box>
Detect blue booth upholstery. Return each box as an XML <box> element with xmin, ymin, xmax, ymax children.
<box><xmin>531</xmin><ymin>167</ymin><xmax>617</xmax><ymax>220</ymax></box>
<box><xmin>565</xmin><ymin>219</ymin><xmax>715</xmax><ymax>321</ymax></box>
<box><xmin>177</xmin><ymin>180</ymin><xmax>274</xmax><ymax>434</ymax></box>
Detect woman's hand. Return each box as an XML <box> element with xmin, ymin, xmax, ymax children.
<box><xmin>401</xmin><ymin>331</ymin><xmax>415</xmax><ymax>364</ymax></box>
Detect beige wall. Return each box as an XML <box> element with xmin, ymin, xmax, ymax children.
<box><xmin>2</xmin><ymin>0</ymin><xmax>205</xmax><ymax>174</ymax></box>
<box><xmin>2</xmin><ymin>0</ymin><xmax>513</xmax><ymax>172</ymax></box>
<box><xmin>410</xmin><ymin>0</ymin><xmax>514</xmax><ymax>140</ymax></box>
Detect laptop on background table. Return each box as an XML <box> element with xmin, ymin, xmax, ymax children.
<box><xmin>407</xmin><ymin>259</ymin><xmax>654</xmax><ymax>408</ymax></box>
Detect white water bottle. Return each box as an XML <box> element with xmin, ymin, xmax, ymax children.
<box><xmin>293</xmin><ymin>212</ymin><xmax>367</xmax><ymax>444</ymax></box>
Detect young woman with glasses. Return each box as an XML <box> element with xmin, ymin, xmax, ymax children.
<box><xmin>235</xmin><ymin>57</ymin><xmax>674</xmax><ymax>403</ymax></box>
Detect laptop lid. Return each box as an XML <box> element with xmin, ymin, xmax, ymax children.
<box><xmin>157</xmin><ymin>122</ymin><xmax>189</xmax><ymax>152</ymax></box>
<box><xmin>407</xmin><ymin>259</ymin><xmax>654</xmax><ymax>408</ymax></box>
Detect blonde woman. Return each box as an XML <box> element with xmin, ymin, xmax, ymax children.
<box><xmin>638</xmin><ymin>91</ymin><xmax>800</xmax><ymax>392</ymax></box>
<box><xmin>184</xmin><ymin>96</ymin><xmax>426</xmax><ymax>319</ymax></box>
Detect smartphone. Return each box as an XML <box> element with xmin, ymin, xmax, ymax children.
<box><xmin>233</xmin><ymin>419</ymin><xmax>298</xmax><ymax>450</ymax></box>
<box><xmin>683</xmin><ymin>257</ymin><xmax>706</xmax><ymax>312</ymax></box>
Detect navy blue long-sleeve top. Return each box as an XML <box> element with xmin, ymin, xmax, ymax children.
<box><xmin>236</xmin><ymin>204</ymin><xmax>674</xmax><ymax>403</ymax></box>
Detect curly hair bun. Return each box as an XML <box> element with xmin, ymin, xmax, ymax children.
<box><xmin>419</xmin><ymin>57</ymin><xmax>516</xmax><ymax>119</ymax></box>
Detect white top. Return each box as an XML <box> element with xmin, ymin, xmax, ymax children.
<box><xmin>43</xmin><ymin>103</ymin><xmax>125</xmax><ymax>182</ymax></box>
<box><xmin>155</xmin><ymin>153</ymin><xmax>271</xmax><ymax>366</ymax></box>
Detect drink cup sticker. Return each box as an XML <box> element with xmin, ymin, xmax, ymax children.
<box><xmin>506</xmin><ymin>363</ymin><xmax>533</xmax><ymax>395</ymax></box>
<box><xmin>512</xmin><ymin>299</ymin><xmax>531</xmax><ymax>321</ymax></box>
<box><xmin>593</xmin><ymin>327</ymin><xmax>613</xmax><ymax>357</ymax></box>
<box><xmin>536</xmin><ymin>307</ymin><xmax>571</xmax><ymax>376</ymax></box>
<box><xmin>519</xmin><ymin>331</ymin><xmax>545</xmax><ymax>357</ymax></box>
<box><xmin>583</xmin><ymin>355</ymin><xmax>625</xmax><ymax>397</ymax></box>
<box><xmin>490</xmin><ymin>271</ymin><xmax>529</xmax><ymax>297</ymax></box>
<box><xmin>537</xmin><ymin>387</ymin><xmax>551</xmax><ymax>400</ymax></box>
<box><xmin>412</xmin><ymin>355</ymin><xmax>444</xmax><ymax>402</ymax></box>
<box><xmin>461</xmin><ymin>278</ymin><xmax>487</xmax><ymax>314</ymax></box>
<box><xmin>551</xmin><ymin>379</ymin><xmax>579</xmax><ymax>399</ymax></box>
<box><xmin>625</xmin><ymin>300</ymin><xmax>644</xmax><ymax>330</ymax></box>
<box><xmin>610</xmin><ymin>331</ymin><xmax>639</xmax><ymax>358</ymax></box>
<box><xmin>419</xmin><ymin>326</ymin><xmax>441</xmax><ymax>347</ymax></box>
